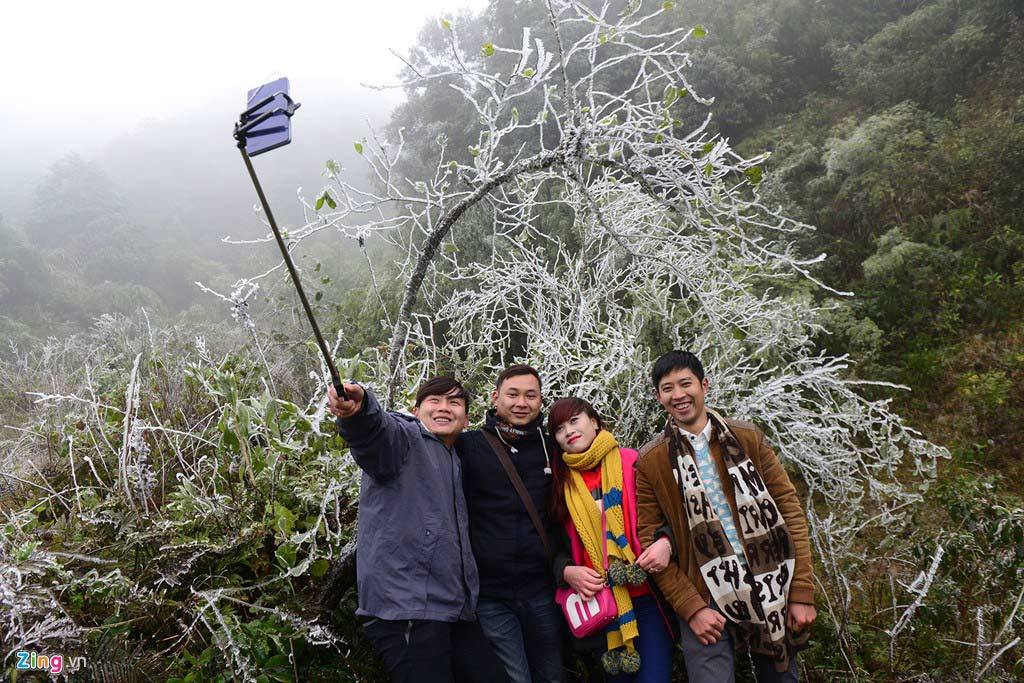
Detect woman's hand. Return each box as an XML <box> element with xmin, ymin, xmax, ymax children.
<box><xmin>636</xmin><ymin>537</ymin><xmax>672</xmax><ymax>574</ymax></box>
<box><xmin>563</xmin><ymin>565</ymin><xmax>605</xmax><ymax>600</ymax></box>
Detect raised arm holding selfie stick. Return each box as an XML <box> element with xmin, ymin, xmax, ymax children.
<box><xmin>233</xmin><ymin>80</ymin><xmax>505</xmax><ymax>682</ymax></box>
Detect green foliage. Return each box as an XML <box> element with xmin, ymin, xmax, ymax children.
<box><xmin>3</xmin><ymin>155</ymin><xmax>241</xmax><ymax>338</ymax></box>
<box><xmin>0</xmin><ymin>318</ymin><xmax>369</xmax><ymax>680</ymax></box>
<box><xmin>860</xmin><ymin>226</ymin><xmax>958</xmax><ymax>341</ymax></box>
<box><xmin>836</xmin><ymin>0</ymin><xmax>1016</xmax><ymax>111</ymax></box>
<box><xmin>960</xmin><ymin>369</ymin><xmax>1013</xmax><ymax>407</ymax></box>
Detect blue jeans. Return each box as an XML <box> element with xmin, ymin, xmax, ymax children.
<box><xmin>606</xmin><ymin>594</ymin><xmax>674</xmax><ymax>683</ymax></box>
<box><xmin>476</xmin><ymin>593</ymin><xmax>565</xmax><ymax>683</ymax></box>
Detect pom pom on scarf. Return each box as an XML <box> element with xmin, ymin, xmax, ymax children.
<box><xmin>608</xmin><ymin>560</ymin><xmax>629</xmax><ymax>586</ymax></box>
<box><xmin>624</xmin><ymin>563</ymin><xmax>648</xmax><ymax>586</ymax></box>
<box><xmin>619</xmin><ymin>650</ymin><xmax>642</xmax><ymax>674</ymax></box>
<box><xmin>600</xmin><ymin>650</ymin><xmax>622</xmax><ymax>675</ymax></box>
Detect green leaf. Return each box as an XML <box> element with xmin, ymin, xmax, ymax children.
<box><xmin>744</xmin><ymin>166</ymin><xmax>764</xmax><ymax>185</ymax></box>
<box><xmin>272</xmin><ymin>502</ymin><xmax>296</xmax><ymax>539</ymax></box>
<box><xmin>310</xmin><ymin>558</ymin><xmax>330</xmax><ymax>578</ymax></box>
<box><xmin>221</xmin><ymin>428</ymin><xmax>240</xmax><ymax>453</ymax></box>
<box><xmin>520</xmin><ymin>67</ymin><xmax>536</xmax><ymax>78</ymax></box>
<box><xmin>443</xmin><ymin>243</ymin><xmax>459</xmax><ymax>253</ymax></box>
<box><xmin>692</xmin><ymin>24</ymin><xmax>708</xmax><ymax>38</ymax></box>
<box><xmin>275</xmin><ymin>542</ymin><xmax>297</xmax><ymax>569</ymax></box>
<box><xmin>481</xmin><ymin>42</ymin><xmax>495</xmax><ymax>57</ymax></box>
<box><xmin>468</xmin><ymin>146</ymin><xmax>480</xmax><ymax>157</ymax></box>
<box><xmin>703</xmin><ymin>162</ymin><xmax>713</xmax><ymax>177</ymax></box>
<box><xmin>663</xmin><ymin>86</ymin><xmax>678</xmax><ymax>107</ymax></box>
<box><xmin>316</xmin><ymin>191</ymin><xmax>336</xmax><ymax>210</ymax></box>
<box><xmin>702</xmin><ymin>142</ymin><xmax>715</xmax><ymax>155</ymax></box>
<box><xmin>662</xmin><ymin>0</ymin><xmax>675</xmax><ymax>9</ymax></box>
<box><xmin>441</xmin><ymin>18</ymin><xmax>451</xmax><ymax>30</ymax></box>
<box><xmin>354</xmin><ymin>141</ymin><xmax>363</xmax><ymax>155</ymax></box>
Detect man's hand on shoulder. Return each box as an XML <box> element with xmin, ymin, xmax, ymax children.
<box><xmin>787</xmin><ymin>602</ymin><xmax>816</xmax><ymax>633</ymax></box>
<box><xmin>328</xmin><ymin>383</ymin><xmax>365</xmax><ymax>418</ymax></box>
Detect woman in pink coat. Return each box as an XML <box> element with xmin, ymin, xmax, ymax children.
<box><xmin>548</xmin><ymin>397</ymin><xmax>675</xmax><ymax>682</ymax></box>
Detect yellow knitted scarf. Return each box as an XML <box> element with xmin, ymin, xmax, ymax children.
<box><xmin>562</xmin><ymin>429</ymin><xmax>639</xmax><ymax>661</ymax></box>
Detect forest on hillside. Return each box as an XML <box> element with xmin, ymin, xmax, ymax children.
<box><xmin>1</xmin><ymin>1</ymin><xmax>1022</xmax><ymax>681</ymax></box>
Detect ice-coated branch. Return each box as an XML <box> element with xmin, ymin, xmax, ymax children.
<box><xmin>385</xmin><ymin>148</ymin><xmax>562</xmax><ymax>406</ymax></box>
<box><xmin>887</xmin><ymin>545</ymin><xmax>944</xmax><ymax>665</ymax></box>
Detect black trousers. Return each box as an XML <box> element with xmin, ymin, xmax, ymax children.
<box><xmin>363</xmin><ymin>618</ymin><xmax>508</xmax><ymax>683</ymax></box>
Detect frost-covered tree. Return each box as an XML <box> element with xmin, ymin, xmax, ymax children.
<box><xmin>280</xmin><ymin>6</ymin><xmax>947</xmax><ymax>495</ymax></box>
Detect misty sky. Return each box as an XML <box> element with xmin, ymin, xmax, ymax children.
<box><xmin>1</xmin><ymin>0</ymin><xmax>486</xmax><ymax>158</ymax></box>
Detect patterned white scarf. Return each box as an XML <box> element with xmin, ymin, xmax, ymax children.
<box><xmin>667</xmin><ymin>409</ymin><xmax>798</xmax><ymax>672</ymax></box>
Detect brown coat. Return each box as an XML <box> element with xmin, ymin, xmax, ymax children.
<box><xmin>635</xmin><ymin>416</ymin><xmax>815</xmax><ymax>622</ymax></box>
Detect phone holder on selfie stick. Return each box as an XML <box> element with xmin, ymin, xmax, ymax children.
<box><xmin>232</xmin><ymin>77</ymin><xmax>347</xmax><ymax>400</ymax></box>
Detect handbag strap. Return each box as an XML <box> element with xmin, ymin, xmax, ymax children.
<box><xmin>482</xmin><ymin>430</ymin><xmax>553</xmax><ymax>561</ymax></box>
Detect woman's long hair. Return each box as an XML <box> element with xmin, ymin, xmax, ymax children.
<box><xmin>547</xmin><ymin>397</ymin><xmax>605</xmax><ymax>525</ymax></box>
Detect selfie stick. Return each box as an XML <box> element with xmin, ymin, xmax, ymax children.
<box><xmin>232</xmin><ymin>79</ymin><xmax>347</xmax><ymax>400</ymax></box>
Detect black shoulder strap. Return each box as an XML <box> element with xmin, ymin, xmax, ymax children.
<box><xmin>481</xmin><ymin>430</ymin><xmax>553</xmax><ymax>561</ymax></box>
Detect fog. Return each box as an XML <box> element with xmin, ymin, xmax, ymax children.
<box><xmin>0</xmin><ymin>0</ymin><xmax>485</xmax><ymax>335</ymax></box>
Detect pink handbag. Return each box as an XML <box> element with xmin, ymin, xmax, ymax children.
<box><xmin>556</xmin><ymin>585</ymin><xmax>617</xmax><ymax>637</ymax></box>
<box><xmin>555</xmin><ymin>511</ymin><xmax>618</xmax><ymax>638</ymax></box>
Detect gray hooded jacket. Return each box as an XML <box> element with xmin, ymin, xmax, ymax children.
<box><xmin>337</xmin><ymin>389</ymin><xmax>479</xmax><ymax>622</ymax></box>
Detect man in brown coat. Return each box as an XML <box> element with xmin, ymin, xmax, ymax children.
<box><xmin>636</xmin><ymin>351</ymin><xmax>816</xmax><ymax>682</ymax></box>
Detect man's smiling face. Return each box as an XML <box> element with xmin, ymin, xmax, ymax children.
<box><xmin>492</xmin><ymin>373</ymin><xmax>542</xmax><ymax>427</ymax></box>
<box><xmin>656</xmin><ymin>366</ymin><xmax>709</xmax><ymax>429</ymax></box>
<box><xmin>412</xmin><ymin>388</ymin><xmax>469</xmax><ymax>444</ymax></box>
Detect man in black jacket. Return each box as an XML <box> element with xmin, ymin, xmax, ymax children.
<box><xmin>456</xmin><ymin>364</ymin><xmax>565</xmax><ymax>683</ymax></box>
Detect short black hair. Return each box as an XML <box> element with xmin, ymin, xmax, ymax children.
<box><xmin>651</xmin><ymin>350</ymin><xmax>705</xmax><ymax>387</ymax></box>
<box><xmin>414</xmin><ymin>376</ymin><xmax>470</xmax><ymax>407</ymax></box>
<box><xmin>495</xmin><ymin>364</ymin><xmax>542</xmax><ymax>391</ymax></box>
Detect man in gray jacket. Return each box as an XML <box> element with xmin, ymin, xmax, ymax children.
<box><xmin>328</xmin><ymin>376</ymin><xmax>497</xmax><ymax>682</ymax></box>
